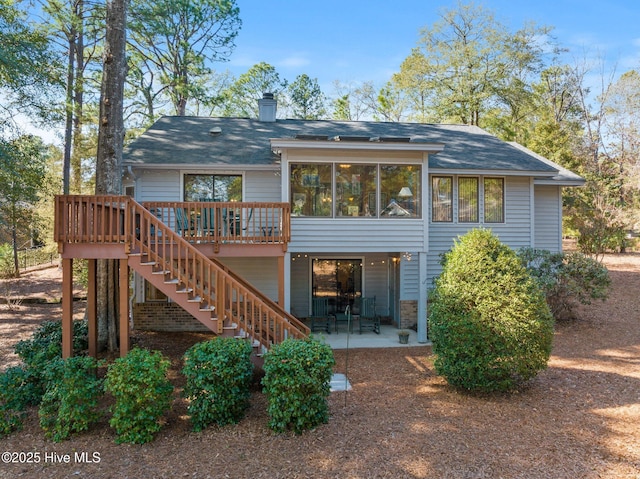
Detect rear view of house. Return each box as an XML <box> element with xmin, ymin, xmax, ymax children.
<box><xmin>55</xmin><ymin>94</ymin><xmax>583</xmax><ymax>356</ymax></box>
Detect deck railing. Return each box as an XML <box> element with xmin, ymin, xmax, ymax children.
<box><xmin>55</xmin><ymin>196</ymin><xmax>290</xmax><ymax>250</ymax></box>
<box><xmin>54</xmin><ymin>195</ymin><xmax>307</xmax><ymax>348</ymax></box>
<box><xmin>142</xmin><ymin>201</ymin><xmax>290</xmax><ymax>248</ymax></box>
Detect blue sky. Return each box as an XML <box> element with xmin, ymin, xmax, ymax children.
<box><xmin>227</xmin><ymin>0</ymin><xmax>640</xmax><ymax>93</ymax></box>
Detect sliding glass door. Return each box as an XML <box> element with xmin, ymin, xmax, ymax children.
<box><xmin>312</xmin><ymin>259</ymin><xmax>362</xmax><ymax>315</ymax></box>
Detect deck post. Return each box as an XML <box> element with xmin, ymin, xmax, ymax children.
<box><xmin>87</xmin><ymin>259</ymin><xmax>98</xmax><ymax>357</ymax></box>
<box><xmin>119</xmin><ymin>258</ymin><xmax>130</xmax><ymax>357</ymax></box>
<box><xmin>62</xmin><ymin>258</ymin><xmax>74</xmax><ymax>358</ymax></box>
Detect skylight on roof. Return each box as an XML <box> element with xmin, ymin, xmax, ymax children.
<box><xmin>295</xmin><ymin>134</ymin><xmax>330</xmax><ymax>140</ymax></box>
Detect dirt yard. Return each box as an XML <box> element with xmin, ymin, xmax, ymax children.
<box><xmin>0</xmin><ymin>255</ymin><xmax>639</xmax><ymax>479</ymax></box>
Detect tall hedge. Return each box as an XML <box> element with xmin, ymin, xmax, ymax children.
<box><xmin>429</xmin><ymin>229</ymin><xmax>554</xmax><ymax>392</ymax></box>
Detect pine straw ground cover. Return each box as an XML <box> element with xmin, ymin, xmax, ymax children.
<box><xmin>0</xmin><ymin>254</ymin><xmax>639</xmax><ymax>478</ymax></box>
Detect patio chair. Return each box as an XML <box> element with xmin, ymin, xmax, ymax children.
<box><xmin>358</xmin><ymin>296</ymin><xmax>380</xmax><ymax>334</ymax></box>
<box><xmin>201</xmin><ymin>206</ymin><xmax>217</xmax><ymax>236</ymax></box>
<box><xmin>334</xmin><ymin>305</ymin><xmax>353</xmax><ymax>333</ymax></box>
<box><xmin>174</xmin><ymin>207</ymin><xmax>195</xmax><ymax>237</ymax></box>
<box><xmin>310</xmin><ymin>297</ymin><xmax>332</xmax><ymax>334</ymax></box>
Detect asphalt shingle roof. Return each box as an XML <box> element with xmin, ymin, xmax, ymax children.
<box><xmin>123</xmin><ymin>116</ymin><xmax>582</xmax><ymax>182</ymax></box>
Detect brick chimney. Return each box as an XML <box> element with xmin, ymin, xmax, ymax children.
<box><xmin>258</xmin><ymin>92</ymin><xmax>277</xmax><ymax>122</ymax></box>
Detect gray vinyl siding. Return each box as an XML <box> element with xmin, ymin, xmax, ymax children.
<box><xmin>363</xmin><ymin>253</ymin><xmax>391</xmax><ymax>317</ymax></box>
<box><xmin>290</xmin><ymin>255</ymin><xmax>310</xmax><ymax>318</ymax></box>
<box><xmin>218</xmin><ymin>257</ymin><xmax>279</xmax><ymax>301</ymax></box>
<box><xmin>137</xmin><ymin>170</ymin><xmax>181</xmax><ymax>202</ymax></box>
<box><xmin>400</xmin><ymin>257</ymin><xmax>420</xmax><ymax>300</ymax></box>
<box><xmin>289</xmin><ymin>219</ymin><xmax>425</xmax><ymax>253</ymax></box>
<box><xmin>534</xmin><ymin>185</ymin><xmax>562</xmax><ymax>251</ymax></box>
<box><xmin>244</xmin><ymin>171</ymin><xmax>280</xmax><ymax>202</ymax></box>
<box><xmin>427</xmin><ymin>176</ymin><xmax>532</xmax><ymax>282</ymax></box>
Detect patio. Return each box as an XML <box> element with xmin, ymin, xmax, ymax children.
<box><xmin>314</xmin><ymin>325</ymin><xmax>430</xmax><ymax>349</ymax></box>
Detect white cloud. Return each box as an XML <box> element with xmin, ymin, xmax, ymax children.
<box><xmin>277</xmin><ymin>55</ymin><xmax>311</xmax><ymax>69</ymax></box>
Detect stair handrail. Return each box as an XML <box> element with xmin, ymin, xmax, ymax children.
<box><xmin>128</xmin><ymin>198</ymin><xmax>309</xmax><ymax>343</ymax></box>
<box><xmin>55</xmin><ymin>195</ymin><xmax>309</xmax><ymax>348</ymax></box>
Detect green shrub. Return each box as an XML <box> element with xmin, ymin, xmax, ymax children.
<box><xmin>0</xmin><ymin>243</ymin><xmax>15</xmax><ymax>278</ymax></box>
<box><xmin>429</xmin><ymin>229</ymin><xmax>554</xmax><ymax>392</ymax></box>
<box><xmin>15</xmin><ymin>319</ymin><xmax>88</xmax><ymax>369</ymax></box>
<box><xmin>38</xmin><ymin>356</ymin><xmax>103</xmax><ymax>442</ymax></box>
<box><xmin>262</xmin><ymin>337</ymin><xmax>335</xmax><ymax>434</ymax></box>
<box><xmin>182</xmin><ymin>338</ymin><xmax>254</xmax><ymax>431</ymax></box>
<box><xmin>517</xmin><ymin>247</ymin><xmax>611</xmax><ymax>320</ymax></box>
<box><xmin>13</xmin><ymin>319</ymin><xmax>88</xmax><ymax>404</ymax></box>
<box><xmin>1</xmin><ymin>321</ymin><xmax>89</xmax><ymax>437</ymax></box>
<box><xmin>0</xmin><ymin>366</ymin><xmax>39</xmax><ymax>436</ymax></box>
<box><xmin>104</xmin><ymin>348</ymin><xmax>173</xmax><ymax>444</ymax></box>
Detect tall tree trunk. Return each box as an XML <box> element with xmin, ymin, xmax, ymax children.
<box><xmin>71</xmin><ymin>0</ymin><xmax>85</xmax><ymax>194</ymax></box>
<box><xmin>95</xmin><ymin>0</ymin><xmax>128</xmax><ymax>352</ymax></box>
<box><xmin>62</xmin><ymin>28</ymin><xmax>75</xmax><ymax>195</ymax></box>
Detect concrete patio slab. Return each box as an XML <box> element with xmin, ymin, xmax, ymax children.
<box><xmin>314</xmin><ymin>325</ymin><xmax>431</xmax><ymax>350</ymax></box>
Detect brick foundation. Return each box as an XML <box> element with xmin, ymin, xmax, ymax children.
<box><xmin>133</xmin><ymin>302</ymin><xmax>211</xmax><ymax>332</ymax></box>
<box><xmin>399</xmin><ymin>300</ymin><xmax>417</xmax><ymax>329</ymax></box>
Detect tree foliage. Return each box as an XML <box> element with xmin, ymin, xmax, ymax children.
<box><xmin>0</xmin><ymin>135</ymin><xmax>54</xmax><ymax>276</ymax></box>
<box><xmin>0</xmin><ymin>0</ymin><xmax>59</xmax><ymax>127</ymax></box>
<box><xmin>128</xmin><ymin>0</ymin><xmax>241</xmax><ymax>117</ymax></box>
<box><xmin>393</xmin><ymin>1</ymin><xmax>550</xmax><ymax>130</ymax></box>
<box><xmin>221</xmin><ymin>62</ymin><xmax>287</xmax><ymax>118</ymax></box>
<box><xmin>41</xmin><ymin>0</ymin><xmax>104</xmax><ymax>194</ymax></box>
<box><xmin>286</xmin><ymin>74</ymin><xmax>326</xmax><ymax>120</ymax></box>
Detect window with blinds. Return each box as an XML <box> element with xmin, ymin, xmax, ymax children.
<box><xmin>458</xmin><ymin>177</ymin><xmax>479</xmax><ymax>223</ymax></box>
<box><xmin>431</xmin><ymin>176</ymin><xmax>453</xmax><ymax>222</ymax></box>
<box><xmin>430</xmin><ymin>175</ymin><xmax>504</xmax><ymax>224</ymax></box>
<box><xmin>484</xmin><ymin>177</ymin><xmax>504</xmax><ymax>223</ymax></box>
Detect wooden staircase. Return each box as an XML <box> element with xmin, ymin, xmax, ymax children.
<box><xmin>55</xmin><ymin>195</ymin><xmax>309</xmax><ymax>357</ymax></box>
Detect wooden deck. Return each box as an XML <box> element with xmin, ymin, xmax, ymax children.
<box><xmin>54</xmin><ymin>195</ymin><xmax>307</xmax><ymax>360</ymax></box>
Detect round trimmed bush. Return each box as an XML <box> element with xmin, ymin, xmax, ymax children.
<box><xmin>429</xmin><ymin>229</ymin><xmax>554</xmax><ymax>392</ymax></box>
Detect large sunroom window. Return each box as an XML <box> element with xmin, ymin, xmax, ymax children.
<box><xmin>290</xmin><ymin>164</ymin><xmax>333</xmax><ymax>216</ymax></box>
<box><xmin>183</xmin><ymin>174</ymin><xmax>242</xmax><ymax>202</ymax></box>
<box><xmin>290</xmin><ymin>163</ymin><xmax>421</xmax><ymax>218</ymax></box>
<box><xmin>380</xmin><ymin>165</ymin><xmax>421</xmax><ymax>217</ymax></box>
<box><xmin>335</xmin><ymin>164</ymin><xmax>377</xmax><ymax>216</ymax></box>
